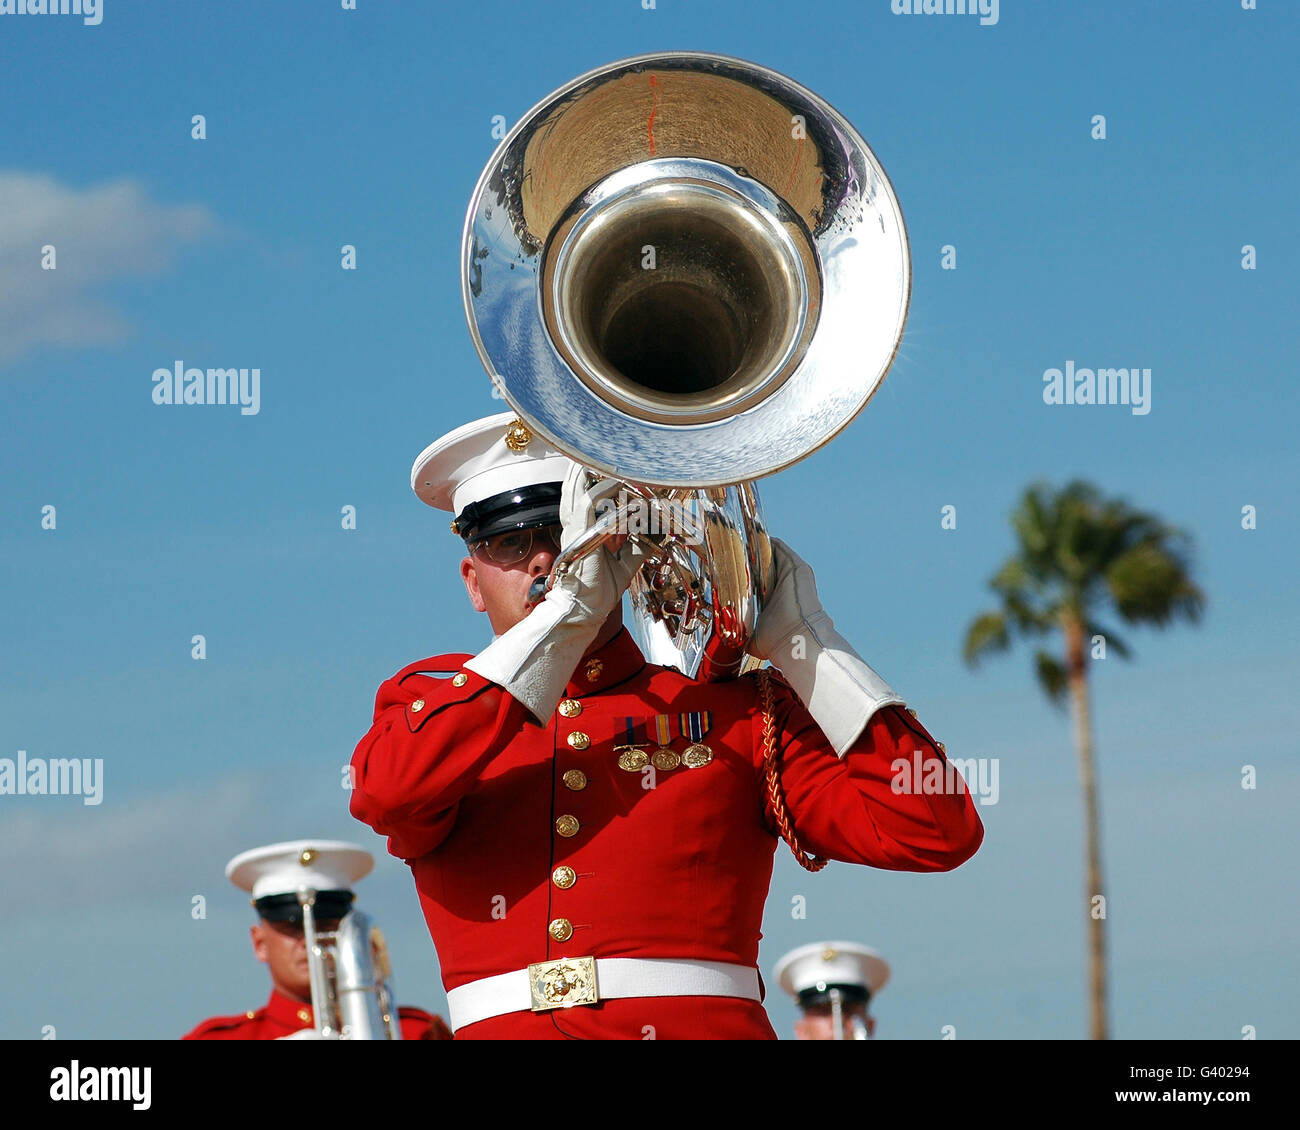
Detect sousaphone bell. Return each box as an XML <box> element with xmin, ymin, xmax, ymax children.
<box><xmin>461</xmin><ymin>52</ymin><xmax>909</xmax><ymax>677</ymax></box>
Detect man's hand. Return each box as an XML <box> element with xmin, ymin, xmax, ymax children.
<box><xmin>751</xmin><ymin>538</ymin><xmax>831</xmax><ymax>663</ymax></box>
<box><xmin>465</xmin><ymin>465</ymin><xmax>641</xmax><ymax>722</ymax></box>
<box><xmin>550</xmin><ymin>463</ymin><xmax>640</xmax><ymax>619</ymax></box>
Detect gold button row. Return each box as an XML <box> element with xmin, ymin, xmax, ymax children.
<box><xmin>551</xmin><ymin>697</ymin><xmax>582</xmax><ymax>943</ymax></box>
<box><xmin>555</xmin><ymin>697</ymin><xmax>586</xmax><ymax>932</ymax></box>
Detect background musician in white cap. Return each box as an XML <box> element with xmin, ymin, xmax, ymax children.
<box><xmin>774</xmin><ymin>941</ymin><xmax>890</xmax><ymax>1039</ymax></box>
<box><xmin>182</xmin><ymin>839</ymin><xmax>451</xmax><ymax>1040</ymax></box>
<box><xmin>348</xmin><ymin>413</ymin><xmax>982</xmax><ymax>1039</ymax></box>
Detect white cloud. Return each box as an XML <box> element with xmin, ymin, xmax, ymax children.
<box><xmin>0</xmin><ymin>171</ymin><xmax>215</xmax><ymax>365</ymax></box>
<box><xmin>0</xmin><ymin>767</ymin><xmax>365</xmax><ymax>909</ymax></box>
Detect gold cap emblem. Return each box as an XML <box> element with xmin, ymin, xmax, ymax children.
<box><xmin>298</xmin><ymin>849</ymin><xmax>317</xmax><ymax>866</ymax></box>
<box><xmin>503</xmin><ymin>418</ymin><xmax>532</xmax><ymax>452</ymax></box>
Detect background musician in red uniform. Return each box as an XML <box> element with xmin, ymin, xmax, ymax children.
<box><xmin>182</xmin><ymin>840</ymin><xmax>451</xmax><ymax>1041</ymax></box>
<box><xmin>349</xmin><ymin>413</ymin><xmax>983</xmax><ymax>1039</ymax></box>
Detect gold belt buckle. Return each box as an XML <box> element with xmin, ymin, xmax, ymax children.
<box><xmin>528</xmin><ymin>955</ymin><xmax>599</xmax><ymax>1012</ymax></box>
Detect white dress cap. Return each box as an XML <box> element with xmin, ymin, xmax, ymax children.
<box><xmin>410</xmin><ymin>412</ymin><xmax>576</xmax><ymax>517</ymax></box>
<box><xmin>772</xmin><ymin>940</ymin><xmax>891</xmax><ymax>1002</ymax></box>
<box><xmin>224</xmin><ymin>839</ymin><xmax>374</xmax><ymax>901</ymax></box>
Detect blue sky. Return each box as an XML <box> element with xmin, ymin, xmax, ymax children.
<box><xmin>1</xmin><ymin>0</ymin><xmax>1296</xmax><ymax>1040</ymax></box>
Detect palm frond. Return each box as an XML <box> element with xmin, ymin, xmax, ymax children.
<box><xmin>963</xmin><ymin>611</ymin><xmax>1010</xmax><ymax>667</ymax></box>
<box><xmin>1034</xmin><ymin>649</ymin><xmax>1070</xmax><ymax>707</ymax></box>
<box><xmin>1106</xmin><ymin>540</ymin><xmax>1206</xmax><ymax>626</ymax></box>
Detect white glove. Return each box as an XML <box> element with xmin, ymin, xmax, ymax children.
<box><xmin>751</xmin><ymin>538</ymin><xmax>904</xmax><ymax>756</ymax></box>
<box><xmin>275</xmin><ymin>1029</ymin><xmax>336</xmax><ymax>1041</ymax></box>
<box><xmin>464</xmin><ymin>464</ymin><xmax>641</xmax><ymax>722</ymax></box>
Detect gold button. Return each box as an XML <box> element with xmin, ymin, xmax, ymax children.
<box><xmin>548</xmin><ymin>918</ymin><xmax>573</xmax><ymax>942</ymax></box>
<box><xmin>906</xmin><ymin>706</ymin><xmax>918</xmax><ymax>718</ymax></box>
<box><xmin>452</xmin><ymin>673</ymin><xmax>468</xmax><ymax>687</ymax></box>
<box><xmin>562</xmin><ymin>770</ymin><xmax>588</xmax><ymax>791</ymax></box>
<box><xmin>410</xmin><ymin>698</ymin><xmax>425</xmax><ymax>713</ymax></box>
<box><xmin>552</xmin><ymin>865</ymin><xmax>576</xmax><ymax>889</ymax></box>
<box><xmin>567</xmin><ymin>731</ymin><xmax>590</xmax><ymax>750</ymax></box>
<box><xmin>245</xmin><ymin>1010</ymin><xmax>256</xmax><ymax>1020</ymax></box>
<box><xmin>558</xmin><ymin>698</ymin><xmax>582</xmax><ymax>718</ymax></box>
<box><xmin>297</xmin><ymin>1008</ymin><xmax>311</xmax><ymax>1023</ymax></box>
<box><xmin>651</xmin><ymin>748</ymin><xmax>680</xmax><ymax>771</ymax></box>
<box><xmin>555</xmin><ymin>815</ymin><xmax>580</xmax><ymax>838</ymax></box>
<box><xmin>617</xmin><ymin>748</ymin><xmax>649</xmax><ymax>772</ymax></box>
<box><xmin>937</xmin><ymin>741</ymin><xmax>946</xmax><ymax>753</ymax></box>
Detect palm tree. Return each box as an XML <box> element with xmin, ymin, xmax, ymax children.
<box><xmin>963</xmin><ymin>480</ymin><xmax>1204</xmax><ymax>1039</ymax></box>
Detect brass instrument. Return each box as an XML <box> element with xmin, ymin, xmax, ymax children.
<box><xmin>297</xmin><ymin>890</ymin><xmax>402</xmax><ymax>1040</ymax></box>
<box><xmin>462</xmin><ymin>52</ymin><xmax>909</xmax><ymax>676</ymax></box>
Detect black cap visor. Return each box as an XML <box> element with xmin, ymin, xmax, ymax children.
<box><xmin>797</xmin><ymin>983</ymin><xmax>871</xmax><ymax>1009</ymax></box>
<box><xmin>255</xmin><ymin>890</ymin><xmax>355</xmax><ymax>925</ymax></box>
<box><xmin>456</xmin><ymin>483</ymin><xmax>562</xmax><ymax>543</ymax></box>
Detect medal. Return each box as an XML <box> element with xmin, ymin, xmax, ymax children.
<box><xmin>682</xmin><ymin>743</ymin><xmax>713</xmax><ymax>768</ymax></box>
<box><xmin>651</xmin><ymin>748</ymin><xmax>681</xmax><ymax>771</ymax></box>
<box><xmin>616</xmin><ymin>746</ymin><xmax>649</xmax><ymax>772</ymax></box>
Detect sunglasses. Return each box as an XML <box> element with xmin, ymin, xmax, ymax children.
<box><xmin>470</xmin><ymin>524</ymin><xmax>562</xmax><ymax>566</ymax></box>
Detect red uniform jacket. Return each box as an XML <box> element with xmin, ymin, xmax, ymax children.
<box><xmin>349</xmin><ymin>627</ymin><xmax>983</xmax><ymax>1040</ymax></box>
<box><xmin>182</xmin><ymin>988</ymin><xmax>451</xmax><ymax>1040</ymax></box>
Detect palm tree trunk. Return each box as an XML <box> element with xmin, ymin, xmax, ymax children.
<box><xmin>1064</xmin><ymin>615</ymin><xmax>1108</xmax><ymax>1039</ymax></box>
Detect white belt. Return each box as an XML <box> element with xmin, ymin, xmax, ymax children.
<box><xmin>446</xmin><ymin>956</ymin><xmax>761</xmax><ymax>1032</ymax></box>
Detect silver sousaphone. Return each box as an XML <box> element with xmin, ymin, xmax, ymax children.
<box><xmin>462</xmin><ymin>52</ymin><xmax>909</xmax><ymax>678</ymax></box>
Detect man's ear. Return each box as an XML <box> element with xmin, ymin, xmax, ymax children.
<box><xmin>460</xmin><ymin>556</ymin><xmax>488</xmax><ymax>613</ymax></box>
<box><xmin>251</xmin><ymin>922</ymin><xmax>269</xmax><ymax>965</ymax></box>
